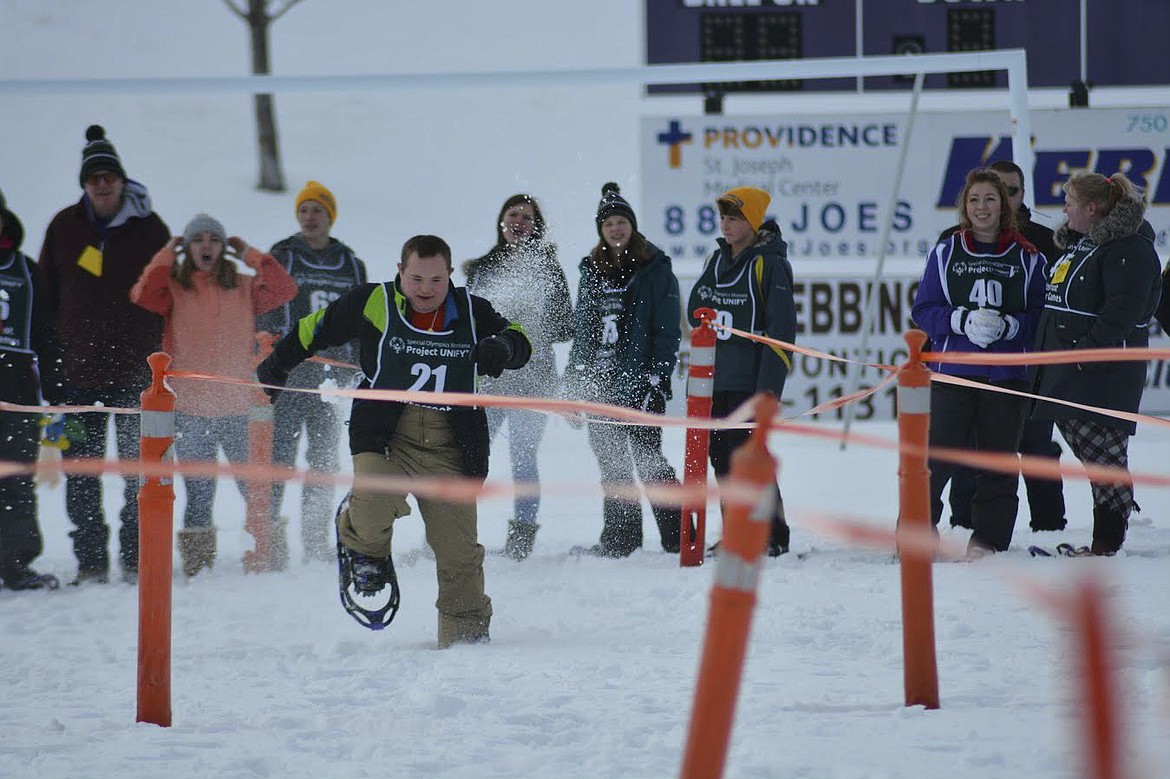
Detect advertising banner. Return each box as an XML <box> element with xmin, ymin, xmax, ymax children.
<box><xmin>644</xmin><ymin>107</ymin><xmax>1170</xmax><ymax>418</ymax></box>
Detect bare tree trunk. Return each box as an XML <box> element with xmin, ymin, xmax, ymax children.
<box><xmin>248</xmin><ymin>0</ymin><xmax>285</xmax><ymax>192</ymax></box>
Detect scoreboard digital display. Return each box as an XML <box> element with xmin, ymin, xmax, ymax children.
<box><xmin>646</xmin><ymin>0</ymin><xmax>1170</xmax><ymax>92</ymax></box>
<box><xmin>700</xmin><ymin>12</ymin><xmax>805</xmax><ymax>91</ymax></box>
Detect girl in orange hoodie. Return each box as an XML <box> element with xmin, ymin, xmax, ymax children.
<box><xmin>131</xmin><ymin>213</ymin><xmax>297</xmax><ymax>576</ymax></box>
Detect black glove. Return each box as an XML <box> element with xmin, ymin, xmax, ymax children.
<box><xmin>640</xmin><ymin>375</ymin><xmax>668</xmax><ymax>412</ymax></box>
<box><xmin>471</xmin><ymin>334</ymin><xmax>513</xmax><ymax>378</ymax></box>
<box><xmin>256</xmin><ymin>353</ymin><xmax>290</xmax><ymax>403</ymax></box>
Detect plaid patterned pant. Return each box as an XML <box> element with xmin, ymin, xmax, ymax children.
<box><xmin>1056</xmin><ymin>419</ymin><xmax>1134</xmax><ymax>516</ymax></box>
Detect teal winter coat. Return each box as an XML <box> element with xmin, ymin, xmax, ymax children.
<box><xmin>565</xmin><ymin>241</ymin><xmax>681</xmax><ymax>408</ymax></box>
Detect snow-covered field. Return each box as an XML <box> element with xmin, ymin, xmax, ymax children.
<box><xmin>2</xmin><ymin>3</ymin><xmax>1169</xmax><ymax>778</ymax></box>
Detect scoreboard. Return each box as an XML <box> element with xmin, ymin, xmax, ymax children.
<box><xmin>646</xmin><ymin>0</ymin><xmax>1170</xmax><ymax>92</ymax></box>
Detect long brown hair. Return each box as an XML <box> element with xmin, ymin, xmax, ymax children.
<box><xmin>173</xmin><ymin>250</ymin><xmax>240</xmax><ymax>290</ymax></box>
<box><xmin>588</xmin><ymin>227</ymin><xmax>653</xmax><ymax>279</ymax></box>
<box><xmin>492</xmin><ymin>193</ymin><xmax>548</xmax><ymax>249</ymax></box>
<box><xmin>957</xmin><ymin>167</ymin><xmax>1018</xmax><ymax>234</ymax></box>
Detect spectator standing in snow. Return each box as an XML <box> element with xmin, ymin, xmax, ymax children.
<box><xmin>938</xmin><ymin>160</ymin><xmax>1068</xmax><ymax>533</ymax></box>
<box><xmin>462</xmin><ymin>194</ymin><xmax>573</xmax><ymax>560</ymax></box>
<box><xmin>0</xmin><ymin>188</ymin><xmax>67</xmax><ymax>590</ymax></box>
<box><xmin>258</xmin><ymin>181</ymin><xmax>367</xmax><ymax>563</ymax></box>
<box><xmin>686</xmin><ymin>187</ymin><xmax>793</xmax><ymax>557</ymax></box>
<box><xmin>38</xmin><ymin>125</ymin><xmax>169</xmax><ymax>585</ymax></box>
<box><xmin>912</xmin><ymin>168</ymin><xmax>1046</xmax><ymax>556</ymax></box>
<box><xmin>1032</xmin><ymin>171</ymin><xmax>1162</xmax><ymax>556</ymax></box>
<box><xmin>256</xmin><ymin>234</ymin><xmax>532</xmax><ymax>648</ymax></box>
<box><xmin>564</xmin><ymin>183</ymin><xmax>682</xmax><ymax>557</ymax></box>
<box><xmin>131</xmin><ymin>214</ymin><xmax>296</xmax><ymax>577</ymax></box>
<box><xmin>1158</xmin><ymin>259</ymin><xmax>1170</xmax><ymax>333</ymax></box>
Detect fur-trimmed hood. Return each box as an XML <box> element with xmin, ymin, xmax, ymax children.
<box><xmin>1054</xmin><ymin>193</ymin><xmax>1146</xmax><ymax>250</ymax></box>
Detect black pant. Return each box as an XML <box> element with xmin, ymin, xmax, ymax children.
<box><xmin>709</xmin><ymin>391</ymin><xmax>789</xmax><ymax>550</ymax></box>
<box><xmin>948</xmin><ymin>417</ymin><xmax>1066</xmax><ymax>529</ymax></box>
<box><xmin>928</xmin><ymin>379</ymin><xmax>1027</xmax><ymax>551</ymax></box>
<box><xmin>0</xmin><ymin>412</ymin><xmax>43</xmax><ymax>578</ymax></box>
<box><xmin>586</xmin><ymin>390</ymin><xmax>681</xmax><ymax>553</ymax></box>
<box><xmin>64</xmin><ymin>387</ymin><xmax>142</xmax><ymax>573</ymax></box>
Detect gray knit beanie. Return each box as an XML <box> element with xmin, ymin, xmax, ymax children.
<box><xmin>183</xmin><ymin>213</ymin><xmax>227</xmax><ymax>245</ymax></box>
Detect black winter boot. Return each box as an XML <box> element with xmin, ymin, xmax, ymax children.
<box><xmin>652</xmin><ymin>504</ymin><xmax>681</xmax><ymax>553</ymax></box>
<box><xmin>69</xmin><ymin>523</ymin><xmax>110</xmax><ymax>576</ymax></box>
<box><xmin>595</xmin><ymin>499</ymin><xmax>643</xmax><ymax>557</ymax></box>
<box><xmin>769</xmin><ymin>489</ymin><xmax>790</xmax><ymax>556</ymax></box>
<box><xmin>504</xmin><ymin>520</ymin><xmax>539</xmax><ymax>561</ymax></box>
<box><xmin>1090</xmin><ymin>505</ymin><xmax>1127</xmax><ymax>556</ymax></box>
<box><xmin>768</xmin><ymin>519</ymin><xmax>791</xmax><ymax>557</ymax></box>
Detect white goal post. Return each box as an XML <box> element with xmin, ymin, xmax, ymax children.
<box><xmin>0</xmin><ymin>49</ymin><xmax>1033</xmax><ymax>183</ymax></box>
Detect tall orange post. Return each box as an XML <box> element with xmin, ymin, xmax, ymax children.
<box><xmin>680</xmin><ymin>394</ymin><xmax>778</xmax><ymax>779</ymax></box>
<box><xmin>137</xmin><ymin>352</ymin><xmax>176</xmax><ymax>727</ymax></box>
<box><xmin>244</xmin><ymin>332</ymin><xmax>279</xmax><ymax>573</ymax></box>
<box><xmin>1075</xmin><ymin>577</ymin><xmax>1125</xmax><ymax>779</ymax></box>
<box><xmin>681</xmin><ymin>308</ymin><xmax>717</xmax><ymax>567</ymax></box>
<box><xmin>897</xmin><ymin>330</ymin><xmax>940</xmax><ymax>709</ymax></box>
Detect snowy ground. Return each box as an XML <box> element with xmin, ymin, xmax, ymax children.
<box><xmin>2</xmin><ymin>2</ymin><xmax>1170</xmax><ymax>778</ymax></box>
<box><xmin>6</xmin><ymin>419</ymin><xmax>1170</xmax><ymax>779</ymax></box>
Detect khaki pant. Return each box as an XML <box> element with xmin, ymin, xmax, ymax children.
<box><xmin>338</xmin><ymin>405</ymin><xmax>491</xmax><ymax>647</ymax></box>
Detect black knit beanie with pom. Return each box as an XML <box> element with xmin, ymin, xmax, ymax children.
<box><xmin>595</xmin><ymin>182</ymin><xmax>637</xmax><ymax>235</ymax></box>
<box><xmin>79</xmin><ymin>124</ymin><xmax>127</xmax><ymax>186</ymax></box>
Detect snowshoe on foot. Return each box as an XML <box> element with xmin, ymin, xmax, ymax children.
<box><xmin>1031</xmin><ymin>543</ymin><xmax>1114</xmax><ymax>558</ymax></box>
<box><xmin>2</xmin><ymin>566</ymin><xmax>61</xmax><ymax>591</ymax></box>
<box><xmin>334</xmin><ymin>494</ymin><xmax>400</xmax><ymax>631</ymax></box>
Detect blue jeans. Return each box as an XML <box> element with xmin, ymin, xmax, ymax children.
<box><xmin>176</xmin><ymin>414</ymin><xmax>250</xmax><ymax>529</ymax></box>
<box><xmin>485</xmin><ymin>406</ymin><xmax>547</xmax><ymax>526</ymax></box>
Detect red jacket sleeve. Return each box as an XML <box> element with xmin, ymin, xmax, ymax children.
<box><xmin>130</xmin><ymin>246</ymin><xmax>177</xmax><ymax>316</ymax></box>
<box><xmin>246</xmin><ymin>247</ymin><xmax>298</xmax><ymax>315</ymax></box>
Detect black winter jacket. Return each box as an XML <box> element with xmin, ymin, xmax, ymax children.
<box><xmin>0</xmin><ymin>206</ymin><xmax>66</xmax><ymax>406</ymax></box>
<box><xmin>565</xmin><ymin>241</ymin><xmax>681</xmax><ymax>407</ymax></box>
<box><xmin>686</xmin><ymin>220</ymin><xmax>796</xmax><ymax>397</ymax></box>
<box><xmin>258</xmin><ymin>234</ymin><xmax>368</xmax><ymax>390</ymax></box>
<box><xmin>263</xmin><ymin>279</ymin><xmax>532</xmax><ymax>477</ymax></box>
<box><xmin>38</xmin><ymin>184</ymin><xmax>168</xmax><ymax>391</ymax></box>
<box><xmin>1033</xmin><ymin>202</ymin><xmax>1162</xmax><ymax>434</ymax></box>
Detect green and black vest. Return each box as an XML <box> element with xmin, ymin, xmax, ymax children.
<box><xmin>370</xmin><ymin>283</ymin><xmax>477</xmax><ymax>410</ymax></box>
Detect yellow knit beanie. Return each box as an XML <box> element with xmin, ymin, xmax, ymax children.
<box><xmin>717</xmin><ymin>187</ymin><xmax>771</xmax><ymax>232</ymax></box>
<box><xmin>295</xmin><ymin>180</ymin><xmax>337</xmax><ymax>223</ymax></box>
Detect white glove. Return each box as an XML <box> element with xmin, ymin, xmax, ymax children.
<box><xmin>964</xmin><ymin>308</ymin><xmax>1009</xmax><ymax>348</ymax></box>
